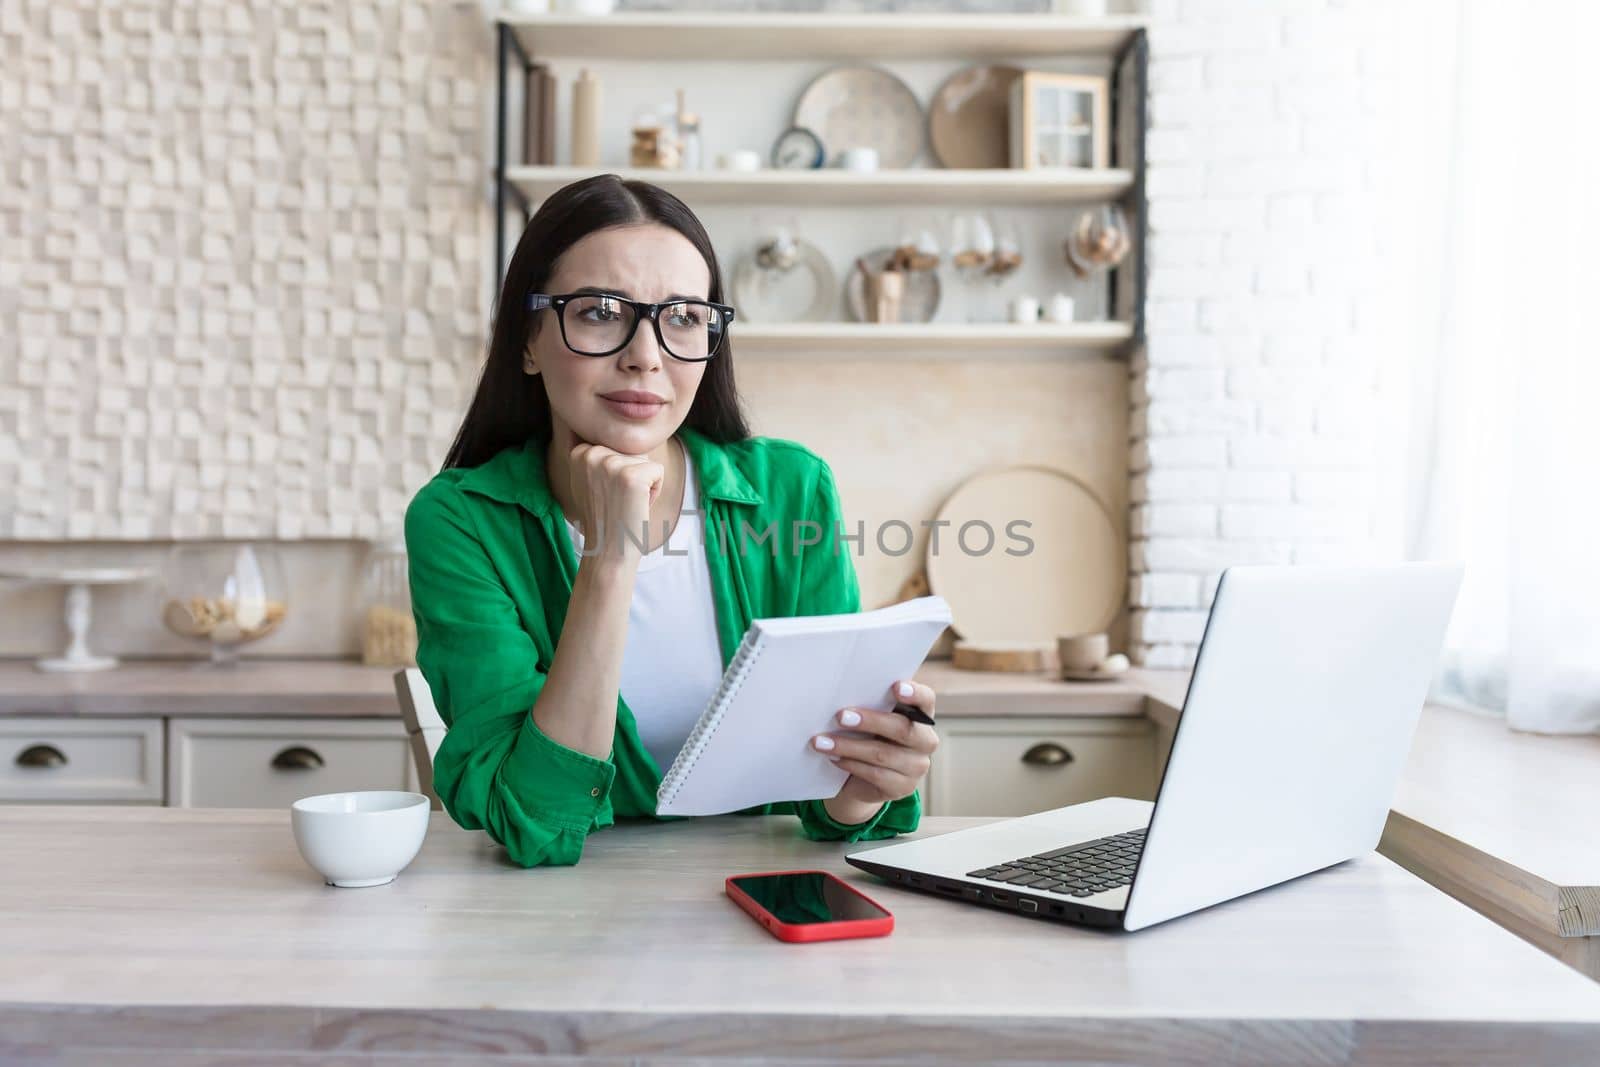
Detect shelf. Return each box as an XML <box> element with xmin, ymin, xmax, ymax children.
<box><xmin>490</xmin><ymin>13</ymin><xmax>1148</xmax><ymax>350</ymax></box>
<box><xmin>507</xmin><ymin>165</ymin><xmax>1135</xmax><ymax>207</ymax></box>
<box><xmin>730</xmin><ymin>321</ymin><xmax>1134</xmax><ymax>356</ymax></box>
<box><xmin>502</xmin><ymin>13</ymin><xmax>1148</xmax><ymax>61</ymax></box>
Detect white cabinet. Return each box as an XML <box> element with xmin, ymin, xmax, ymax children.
<box><xmin>0</xmin><ymin>717</ymin><xmax>164</xmax><ymax>804</ymax></box>
<box><xmin>167</xmin><ymin>717</ymin><xmax>416</xmax><ymax>809</ymax></box>
<box><xmin>3</xmin><ymin>703</ymin><xmax>1158</xmax><ymax>815</ymax></box>
<box><xmin>924</xmin><ymin>717</ymin><xmax>1155</xmax><ymax>818</ymax></box>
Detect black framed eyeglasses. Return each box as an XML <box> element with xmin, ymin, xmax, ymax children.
<box><xmin>527</xmin><ymin>292</ymin><xmax>736</xmax><ymax>362</ymax></box>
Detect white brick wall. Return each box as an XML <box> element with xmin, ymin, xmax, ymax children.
<box><xmin>1132</xmin><ymin>1</ymin><xmax>1390</xmax><ymax>667</ymax></box>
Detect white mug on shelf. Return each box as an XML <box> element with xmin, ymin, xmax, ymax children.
<box><xmin>836</xmin><ymin>147</ymin><xmax>879</xmax><ymax>172</ymax></box>
<box><xmin>1058</xmin><ymin>631</ymin><xmax>1110</xmax><ymax>672</ymax></box>
<box><xmin>1010</xmin><ymin>294</ymin><xmax>1041</xmax><ymax>324</ymax></box>
<box><xmin>1046</xmin><ymin>293</ymin><xmax>1076</xmax><ymax>323</ymax></box>
<box><xmin>718</xmin><ymin>149</ymin><xmax>762</xmax><ymax>172</ymax></box>
<box><xmin>1054</xmin><ymin>0</ymin><xmax>1109</xmax><ymax>14</ymax></box>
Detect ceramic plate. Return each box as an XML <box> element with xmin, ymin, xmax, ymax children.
<box><xmin>794</xmin><ymin>66</ymin><xmax>924</xmax><ymax>170</ymax></box>
<box><xmin>929</xmin><ymin>64</ymin><xmax>1023</xmax><ymax>169</ymax></box>
<box><xmin>731</xmin><ymin>239</ymin><xmax>836</xmax><ymax>324</ymax></box>
<box><xmin>926</xmin><ymin>467</ymin><xmax>1123</xmax><ymax>644</ymax></box>
<box><xmin>844</xmin><ymin>247</ymin><xmax>941</xmax><ymax>324</ymax></box>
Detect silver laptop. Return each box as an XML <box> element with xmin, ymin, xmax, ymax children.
<box><xmin>845</xmin><ymin>562</ymin><xmax>1463</xmax><ymax>932</ymax></box>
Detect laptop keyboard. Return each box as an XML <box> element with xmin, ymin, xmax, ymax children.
<box><xmin>965</xmin><ymin>828</ymin><xmax>1146</xmax><ymax>898</ymax></box>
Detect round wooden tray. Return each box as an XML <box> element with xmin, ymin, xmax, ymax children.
<box><xmin>926</xmin><ymin>466</ymin><xmax>1122</xmax><ymax>646</ymax></box>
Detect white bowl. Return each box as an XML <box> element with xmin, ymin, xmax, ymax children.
<box><xmin>290</xmin><ymin>790</ymin><xmax>430</xmax><ymax>888</ymax></box>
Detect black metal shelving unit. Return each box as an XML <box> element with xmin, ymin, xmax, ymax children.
<box><xmin>1112</xmin><ymin>28</ymin><xmax>1150</xmax><ymax>349</ymax></box>
<box><xmin>494</xmin><ymin>21</ymin><xmax>534</xmax><ymax>278</ymax></box>
<box><xmin>491</xmin><ymin>15</ymin><xmax>1148</xmax><ymax>352</ymax></box>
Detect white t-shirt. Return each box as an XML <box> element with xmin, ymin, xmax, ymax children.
<box><xmin>564</xmin><ymin>439</ymin><xmax>725</xmax><ymax>775</ymax></box>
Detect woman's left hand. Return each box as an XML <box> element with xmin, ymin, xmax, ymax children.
<box><xmin>814</xmin><ymin>680</ymin><xmax>938</xmax><ymax>817</ymax></box>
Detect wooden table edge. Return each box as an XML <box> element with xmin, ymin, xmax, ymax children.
<box><xmin>3</xmin><ymin>1002</ymin><xmax>1600</xmax><ymax>1064</ymax></box>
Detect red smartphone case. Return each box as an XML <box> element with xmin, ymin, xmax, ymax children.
<box><xmin>725</xmin><ymin>869</ymin><xmax>894</xmax><ymax>943</ymax></box>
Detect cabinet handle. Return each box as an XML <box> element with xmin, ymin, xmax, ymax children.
<box><xmin>270</xmin><ymin>746</ymin><xmax>325</xmax><ymax>771</ymax></box>
<box><xmin>15</xmin><ymin>744</ymin><xmax>68</xmax><ymax>769</ymax></box>
<box><xmin>1021</xmin><ymin>742</ymin><xmax>1074</xmax><ymax>767</ymax></box>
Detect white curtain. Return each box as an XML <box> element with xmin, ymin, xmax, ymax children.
<box><xmin>1397</xmin><ymin>1</ymin><xmax>1600</xmax><ymax>733</ymax></box>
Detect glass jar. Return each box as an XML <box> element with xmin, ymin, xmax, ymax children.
<box><xmin>678</xmin><ymin>109</ymin><xmax>701</xmax><ymax>170</ymax></box>
<box><xmin>161</xmin><ymin>543</ymin><xmax>288</xmax><ymax>667</ymax></box>
<box><xmin>360</xmin><ymin>535</ymin><xmax>416</xmax><ymax>667</ymax></box>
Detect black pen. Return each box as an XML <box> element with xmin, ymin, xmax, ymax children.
<box><xmin>892</xmin><ymin>701</ymin><xmax>936</xmax><ymax>727</ymax></box>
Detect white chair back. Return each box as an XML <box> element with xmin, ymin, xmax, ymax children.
<box><xmin>393</xmin><ymin>668</ymin><xmax>446</xmax><ymax>810</ymax></box>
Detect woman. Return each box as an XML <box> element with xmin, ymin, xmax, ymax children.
<box><xmin>406</xmin><ymin>174</ymin><xmax>939</xmax><ymax>868</ymax></box>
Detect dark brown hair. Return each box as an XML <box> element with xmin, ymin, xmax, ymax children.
<box><xmin>442</xmin><ymin>174</ymin><xmax>749</xmax><ymax>470</ymax></box>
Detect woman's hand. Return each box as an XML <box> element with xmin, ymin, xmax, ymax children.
<box><xmin>815</xmin><ymin>679</ymin><xmax>938</xmax><ymax>825</ymax></box>
<box><xmin>565</xmin><ymin>442</ymin><xmax>664</xmax><ymax>565</ymax></box>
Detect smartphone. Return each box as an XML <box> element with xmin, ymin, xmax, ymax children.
<box><xmin>725</xmin><ymin>869</ymin><xmax>894</xmax><ymax>943</ymax></box>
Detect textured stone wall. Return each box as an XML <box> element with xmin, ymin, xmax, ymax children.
<box><xmin>0</xmin><ymin>0</ymin><xmax>487</xmax><ymax>539</ymax></box>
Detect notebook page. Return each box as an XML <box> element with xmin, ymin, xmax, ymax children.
<box><xmin>654</xmin><ymin>626</ymin><xmax>761</xmax><ymax>800</ymax></box>
<box><xmin>656</xmin><ymin>596</ymin><xmax>950</xmax><ymax>816</ymax></box>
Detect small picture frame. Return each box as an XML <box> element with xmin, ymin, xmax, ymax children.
<box><xmin>1008</xmin><ymin>72</ymin><xmax>1110</xmax><ymax>170</ymax></box>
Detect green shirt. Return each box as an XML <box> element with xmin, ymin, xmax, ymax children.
<box><xmin>404</xmin><ymin>427</ymin><xmax>921</xmax><ymax>867</ymax></box>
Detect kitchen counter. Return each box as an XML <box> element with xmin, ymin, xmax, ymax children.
<box><xmin>3</xmin><ymin>806</ymin><xmax>1600</xmax><ymax>1065</ymax></box>
<box><xmin>915</xmin><ymin>660</ymin><xmax>1153</xmax><ymax>717</ymax></box>
<box><xmin>0</xmin><ymin>658</ymin><xmax>398</xmax><ymax>717</ymax></box>
<box><xmin>0</xmin><ymin>657</ymin><xmax>1161</xmax><ymax>720</ymax></box>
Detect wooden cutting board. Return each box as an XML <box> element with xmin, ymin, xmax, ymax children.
<box><xmin>926</xmin><ymin>466</ymin><xmax>1122</xmax><ymax>645</ymax></box>
<box><xmin>951</xmin><ymin>640</ymin><xmax>1058</xmax><ymax>673</ymax></box>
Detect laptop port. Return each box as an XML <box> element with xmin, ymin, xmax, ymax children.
<box><xmin>991</xmin><ymin>891</ymin><xmax>1010</xmax><ymax>903</ymax></box>
<box><xmin>1018</xmin><ymin>899</ymin><xmax>1038</xmax><ymax>914</ymax></box>
<box><xmin>1048</xmin><ymin>904</ymin><xmax>1064</xmax><ymax>916</ymax></box>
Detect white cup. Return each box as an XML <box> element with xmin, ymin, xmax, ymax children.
<box><xmin>291</xmin><ymin>790</ymin><xmax>430</xmax><ymax>888</ymax></box>
<box><xmin>1046</xmin><ymin>293</ymin><xmax>1076</xmax><ymax>323</ymax></box>
<box><xmin>1058</xmin><ymin>632</ymin><xmax>1110</xmax><ymax>672</ymax></box>
<box><xmin>837</xmin><ymin>147</ymin><xmax>879</xmax><ymax>172</ymax></box>
<box><xmin>718</xmin><ymin>149</ymin><xmax>762</xmax><ymax>172</ymax></box>
<box><xmin>1010</xmin><ymin>295</ymin><xmax>1041</xmax><ymax>324</ymax></box>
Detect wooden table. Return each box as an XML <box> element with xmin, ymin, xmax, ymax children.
<box><xmin>4</xmin><ymin>657</ymin><xmax>1595</xmax><ymax>982</ymax></box>
<box><xmin>3</xmin><ymin>807</ymin><xmax>1600</xmax><ymax>1065</ymax></box>
<box><xmin>1380</xmin><ymin>704</ymin><xmax>1600</xmax><ymax>977</ymax></box>
<box><xmin>1129</xmin><ymin>676</ymin><xmax>1600</xmax><ymax>980</ymax></box>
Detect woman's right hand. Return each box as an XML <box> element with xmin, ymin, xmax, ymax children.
<box><xmin>566</xmin><ymin>443</ymin><xmax>664</xmax><ymax>565</ymax></box>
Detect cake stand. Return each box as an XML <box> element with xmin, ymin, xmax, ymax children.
<box><xmin>0</xmin><ymin>566</ymin><xmax>154</xmax><ymax>672</ymax></box>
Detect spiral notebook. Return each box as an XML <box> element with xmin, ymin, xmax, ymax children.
<box><xmin>655</xmin><ymin>595</ymin><xmax>952</xmax><ymax>817</ymax></box>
